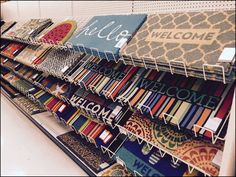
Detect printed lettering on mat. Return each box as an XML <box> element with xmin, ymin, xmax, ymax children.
<box><xmin>137</xmin><ymin>77</ymin><xmax>220</xmax><ymax>109</ymax></box>
<box><xmin>84</xmin><ymin>62</ymin><xmax>126</xmax><ymax>81</ymax></box>
<box><xmin>116</xmin><ymin>139</ymin><xmax>188</xmax><ymax>177</ymax></box>
<box><xmin>68</xmin><ymin>14</ymin><xmax>147</xmax><ymax>60</ymax></box>
<box><xmin>147</xmin><ymin>29</ymin><xmax>220</xmax><ymax>45</ymax></box>
<box><xmin>69</xmin><ymin>94</ymin><xmax>113</xmax><ymax>120</ymax></box>
<box><xmin>121</xmin><ymin>10</ymin><xmax>235</xmax><ymax>77</ymax></box>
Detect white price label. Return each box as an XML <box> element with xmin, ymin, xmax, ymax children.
<box><xmin>203</xmin><ymin>117</ymin><xmax>221</xmax><ymax>132</ymax></box>
<box><xmin>212</xmin><ymin>150</ymin><xmax>223</xmax><ymax>168</ymax></box>
<box><xmin>99</xmin><ymin>162</ymin><xmax>109</xmax><ymax>169</ymax></box>
<box><xmin>218</xmin><ymin>48</ymin><xmax>235</xmax><ymax>62</ymax></box>
<box><xmin>99</xmin><ymin>129</ymin><xmax>110</xmax><ymax>140</ymax></box>
<box><xmin>103</xmin><ymin>134</ymin><xmax>112</xmax><ymax>144</ymax></box>
<box><xmin>61</xmin><ymin>66</ymin><xmax>69</xmax><ymax>73</ymax></box>
<box><xmin>58</xmin><ymin>104</ymin><xmax>66</xmax><ymax>113</ymax></box>
<box><xmin>31</xmin><ymin>56</ymin><xmax>38</xmax><ymax>62</ymax></box>
<box><xmin>28</xmin><ymin>29</ymin><xmax>35</xmax><ymax>35</ymax></box>
<box><xmin>14</xmin><ymin>64</ymin><xmax>20</xmax><ymax>68</ymax></box>
<box><xmin>29</xmin><ymin>88</ymin><xmax>36</xmax><ymax>92</ymax></box>
<box><xmin>38</xmin><ymin>34</ymin><xmax>45</xmax><ymax>39</ymax></box>
<box><xmin>111</xmin><ymin>106</ymin><xmax>122</xmax><ymax>117</ymax></box>
<box><xmin>114</xmin><ymin>38</ymin><xmax>128</xmax><ymax>48</ymax></box>
<box><xmin>32</xmin><ymin>73</ymin><xmax>39</xmax><ymax>79</ymax></box>
<box><xmin>13</xmin><ymin>49</ymin><xmax>19</xmax><ymax>55</ymax></box>
<box><xmin>119</xmin><ymin>127</ymin><xmax>127</xmax><ymax>135</ymax></box>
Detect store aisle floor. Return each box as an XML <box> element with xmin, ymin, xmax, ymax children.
<box><xmin>1</xmin><ymin>95</ymin><xmax>88</xmax><ymax>176</ymax></box>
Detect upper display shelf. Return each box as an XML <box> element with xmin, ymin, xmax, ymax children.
<box><xmin>1</xmin><ymin>10</ymin><xmax>235</xmax><ymax>84</ymax></box>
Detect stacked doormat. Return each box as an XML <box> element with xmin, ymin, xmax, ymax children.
<box><xmin>121</xmin><ymin>11</ymin><xmax>235</xmax><ymax>83</ymax></box>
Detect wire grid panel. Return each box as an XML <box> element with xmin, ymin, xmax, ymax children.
<box><xmin>68</xmin><ymin>16</ymin><xmax>94</xmax><ymax>31</ymax></box>
<box><xmin>132</xmin><ymin>1</ymin><xmax>236</xmax><ymax>14</ymax></box>
<box><xmin>39</xmin><ymin>1</ymin><xmax>73</xmax><ymax>21</ymax></box>
<box><xmin>72</xmin><ymin>1</ymin><xmax>133</xmax><ymax>16</ymax></box>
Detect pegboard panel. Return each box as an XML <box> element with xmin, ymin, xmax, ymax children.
<box><xmin>39</xmin><ymin>1</ymin><xmax>73</xmax><ymax>21</ymax></box>
<box><xmin>1</xmin><ymin>1</ymin><xmax>19</xmax><ymax>21</ymax></box>
<box><xmin>132</xmin><ymin>1</ymin><xmax>236</xmax><ymax>14</ymax></box>
<box><xmin>72</xmin><ymin>1</ymin><xmax>133</xmax><ymax>17</ymax></box>
<box><xmin>63</xmin><ymin>15</ymin><xmax>94</xmax><ymax>31</ymax></box>
<box><xmin>18</xmin><ymin>1</ymin><xmax>40</xmax><ymax>21</ymax></box>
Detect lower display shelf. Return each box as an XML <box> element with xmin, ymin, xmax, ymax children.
<box><xmin>1</xmin><ymin>91</ymin><xmax>114</xmax><ymax>176</ymax></box>
<box><xmin>1</xmin><ymin>87</ymin><xmax>206</xmax><ymax>177</ymax></box>
<box><xmin>1</xmin><ymin>68</ymin><xmax>227</xmax><ymax>176</ymax></box>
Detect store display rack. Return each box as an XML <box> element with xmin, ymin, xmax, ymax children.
<box><xmin>1</xmin><ymin>38</ymin><xmax>233</xmax><ymax>177</ymax></box>
<box><xmin>1</xmin><ymin>1</ymin><xmax>235</xmax><ymax>176</ymax></box>
<box><xmin>1</xmin><ymin>40</ymin><xmax>231</xmax><ymax>146</ymax></box>
<box><xmin>1</xmin><ymin>67</ymin><xmax>130</xmax><ymax>176</ymax></box>
<box><xmin>1</xmin><ymin>91</ymin><xmax>97</xmax><ymax>176</ymax></box>
<box><xmin>1</xmin><ymin>32</ymin><xmax>233</xmax><ymax>85</ymax></box>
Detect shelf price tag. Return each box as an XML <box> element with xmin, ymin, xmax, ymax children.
<box><xmin>61</xmin><ymin>66</ymin><xmax>69</xmax><ymax>73</ymax></box>
<box><xmin>218</xmin><ymin>48</ymin><xmax>235</xmax><ymax>63</ymax></box>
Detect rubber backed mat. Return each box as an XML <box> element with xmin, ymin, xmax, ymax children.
<box><xmin>57</xmin><ymin>131</ymin><xmax>115</xmax><ymax>174</ymax></box>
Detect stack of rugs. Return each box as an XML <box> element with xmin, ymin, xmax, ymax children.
<box><xmin>1</xmin><ymin>21</ymin><xmax>29</xmax><ymax>39</ymax></box>
<box><xmin>13</xmin><ymin>96</ymin><xmax>45</xmax><ymax>115</ymax></box>
<box><xmin>1</xmin><ymin>41</ymin><xmax>27</xmax><ymax>59</ymax></box>
<box><xmin>121</xmin><ymin>10</ymin><xmax>235</xmax><ymax>83</ymax></box>
<box><xmin>57</xmin><ymin>131</ymin><xmax>115</xmax><ymax>174</ymax></box>
<box><xmin>68</xmin><ymin>85</ymin><xmax>130</xmax><ymax>127</ymax></box>
<box><xmin>0</xmin><ymin>21</ymin><xmax>16</xmax><ymax>35</ymax></box>
<box><xmin>14</xmin><ymin>44</ymin><xmax>50</xmax><ymax>66</ymax></box>
<box><xmin>1</xmin><ymin>70</ymin><xmax>36</xmax><ymax>95</ymax></box>
<box><xmin>120</xmin><ymin>111</ymin><xmax>224</xmax><ymax>176</ymax></box>
<box><xmin>1</xmin><ymin>57</ymin><xmax>43</xmax><ymax>84</ymax></box>
<box><xmin>36</xmin><ymin>20</ymin><xmax>77</xmax><ymax>45</ymax></box>
<box><xmin>115</xmin><ymin>70</ymin><xmax>234</xmax><ymax>139</ymax></box>
<box><xmin>67</xmin><ymin>57</ymin><xmax>133</xmax><ymax>99</ymax></box>
<box><xmin>35</xmin><ymin>48</ymin><xmax>85</xmax><ymax>78</ymax></box>
<box><xmin>68</xmin><ymin>14</ymin><xmax>147</xmax><ymax>61</ymax></box>
<box><xmin>9</xmin><ymin>19</ymin><xmax>53</xmax><ymax>40</ymax></box>
<box><xmin>1</xmin><ymin>79</ymin><xmax>20</xmax><ymax>98</ymax></box>
<box><xmin>116</xmin><ymin>137</ymin><xmax>205</xmax><ymax>176</ymax></box>
<box><xmin>28</xmin><ymin>83</ymin><xmax>123</xmax><ymax>149</ymax></box>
